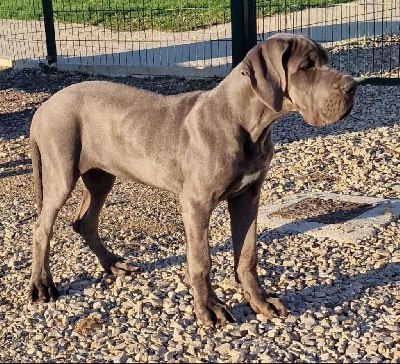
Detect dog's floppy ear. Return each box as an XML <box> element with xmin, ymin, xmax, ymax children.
<box><xmin>240</xmin><ymin>37</ymin><xmax>290</xmax><ymax>112</ymax></box>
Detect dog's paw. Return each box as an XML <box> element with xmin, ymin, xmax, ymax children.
<box><xmin>194</xmin><ymin>299</ymin><xmax>236</xmax><ymax>327</ymax></box>
<box><xmin>28</xmin><ymin>279</ymin><xmax>59</xmax><ymax>303</ymax></box>
<box><xmin>99</xmin><ymin>252</ymin><xmax>140</xmax><ymax>276</ymax></box>
<box><xmin>107</xmin><ymin>259</ymin><xmax>141</xmax><ymax>276</ymax></box>
<box><xmin>249</xmin><ymin>295</ymin><xmax>289</xmax><ymax>319</ymax></box>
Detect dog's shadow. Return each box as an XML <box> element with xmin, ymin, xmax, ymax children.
<box><xmin>56</xmin><ymin>221</ymin><xmax>399</xmax><ymax>325</ymax></box>
<box><xmin>0</xmin><ymin>158</ymin><xmax>32</xmax><ymax>178</ymax></box>
<box><xmin>277</xmin><ymin>260</ymin><xmax>398</xmax><ymax>311</ymax></box>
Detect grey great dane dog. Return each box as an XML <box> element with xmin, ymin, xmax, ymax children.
<box><xmin>29</xmin><ymin>33</ymin><xmax>357</xmax><ymax>326</ymax></box>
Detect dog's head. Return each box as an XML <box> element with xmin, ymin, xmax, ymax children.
<box><xmin>240</xmin><ymin>33</ymin><xmax>357</xmax><ymax>126</ymax></box>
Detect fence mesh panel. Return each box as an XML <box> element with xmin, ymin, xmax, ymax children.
<box><xmin>1</xmin><ymin>1</ymin><xmax>399</xmax><ymax>78</ymax></box>
<box><xmin>0</xmin><ymin>0</ymin><xmax>46</xmax><ymax>64</ymax></box>
<box><xmin>49</xmin><ymin>0</ymin><xmax>231</xmax><ymax>70</ymax></box>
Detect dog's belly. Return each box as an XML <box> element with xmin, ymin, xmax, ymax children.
<box><xmin>79</xmin><ymin>150</ymin><xmax>183</xmax><ymax>194</ymax></box>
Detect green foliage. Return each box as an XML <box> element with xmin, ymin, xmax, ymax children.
<box><xmin>1</xmin><ymin>0</ymin><xmax>354</xmax><ymax>32</ymax></box>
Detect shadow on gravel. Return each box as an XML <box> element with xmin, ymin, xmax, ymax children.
<box><xmin>278</xmin><ymin>262</ymin><xmax>399</xmax><ymax>316</ymax></box>
<box><xmin>135</xmin><ymin>248</ymin><xmax>399</xmax><ymax>324</ymax></box>
<box><xmin>57</xmin><ymin>274</ymin><xmax>97</xmax><ymax>299</ymax></box>
<box><xmin>0</xmin><ymin>158</ymin><xmax>32</xmax><ymax>178</ymax></box>
<box><xmin>0</xmin><ymin>110</ymin><xmax>33</xmax><ymax>140</ymax></box>
<box><xmin>53</xmin><ymin>222</ymin><xmax>399</xmax><ymax>325</ymax></box>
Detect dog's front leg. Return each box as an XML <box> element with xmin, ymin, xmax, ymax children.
<box><xmin>228</xmin><ymin>184</ymin><xmax>288</xmax><ymax>319</ymax></box>
<box><xmin>180</xmin><ymin>195</ymin><xmax>235</xmax><ymax>326</ymax></box>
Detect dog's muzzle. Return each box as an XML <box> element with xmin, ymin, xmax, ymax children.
<box><xmin>339</xmin><ymin>78</ymin><xmax>357</xmax><ymax>120</ymax></box>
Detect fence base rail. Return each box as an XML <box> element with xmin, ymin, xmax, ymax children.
<box><xmin>3</xmin><ymin>57</ymin><xmax>400</xmax><ymax>86</ymax></box>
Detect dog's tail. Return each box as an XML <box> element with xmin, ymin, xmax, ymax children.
<box><xmin>30</xmin><ymin>137</ymin><xmax>43</xmax><ymax>215</ymax></box>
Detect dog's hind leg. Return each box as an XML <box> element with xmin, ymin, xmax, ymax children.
<box><xmin>29</xmin><ymin>170</ymin><xmax>78</xmax><ymax>303</ymax></box>
<box><xmin>73</xmin><ymin>169</ymin><xmax>138</xmax><ymax>276</ymax></box>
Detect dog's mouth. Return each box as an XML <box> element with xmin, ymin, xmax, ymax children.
<box><xmin>339</xmin><ymin>102</ymin><xmax>354</xmax><ymax>120</ymax></box>
<box><xmin>321</xmin><ymin>99</ymin><xmax>355</xmax><ymax>125</ymax></box>
<box><xmin>299</xmin><ymin>97</ymin><xmax>354</xmax><ymax>127</ymax></box>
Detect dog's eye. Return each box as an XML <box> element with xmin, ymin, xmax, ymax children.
<box><xmin>300</xmin><ymin>59</ymin><xmax>314</xmax><ymax>70</ymax></box>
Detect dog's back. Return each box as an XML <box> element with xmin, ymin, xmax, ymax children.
<box><xmin>30</xmin><ymin>81</ymin><xmax>205</xmax><ymax>192</ymax></box>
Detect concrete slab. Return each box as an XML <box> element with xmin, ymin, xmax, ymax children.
<box><xmin>0</xmin><ymin>58</ymin><xmax>12</xmax><ymax>68</ymax></box>
<box><xmin>258</xmin><ymin>192</ymin><xmax>400</xmax><ymax>243</ymax></box>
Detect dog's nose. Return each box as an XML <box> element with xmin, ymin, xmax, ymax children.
<box><xmin>341</xmin><ymin>78</ymin><xmax>358</xmax><ymax>94</ymax></box>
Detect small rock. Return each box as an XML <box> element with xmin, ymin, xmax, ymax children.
<box><xmin>215</xmin><ymin>343</ymin><xmax>232</xmax><ymax>355</ymax></box>
<box><xmin>346</xmin><ymin>345</ymin><xmax>359</xmax><ymax>358</ymax></box>
<box><xmin>230</xmin><ymin>349</ymin><xmax>245</xmax><ymax>362</ymax></box>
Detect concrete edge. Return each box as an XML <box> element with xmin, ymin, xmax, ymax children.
<box><xmin>0</xmin><ymin>58</ymin><xmax>13</xmax><ymax>68</ymax></box>
<box><xmin>56</xmin><ymin>63</ymin><xmax>230</xmax><ymax>78</ymax></box>
<box><xmin>258</xmin><ymin>192</ymin><xmax>400</xmax><ymax>243</ymax></box>
<box><xmin>10</xmin><ymin>59</ymin><xmax>231</xmax><ymax>78</ymax></box>
<box><xmin>12</xmin><ymin>59</ymin><xmax>44</xmax><ymax>70</ymax></box>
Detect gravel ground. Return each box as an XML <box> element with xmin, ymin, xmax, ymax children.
<box><xmin>0</xmin><ymin>68</ymin><xmax>399</xmax><ymax>363</ymax></box>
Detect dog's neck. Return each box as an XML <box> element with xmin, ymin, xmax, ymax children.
<box><xmin>216</xmin><ymin>66</ymin><xmax>292</xmax><ymax>142</ymax></box>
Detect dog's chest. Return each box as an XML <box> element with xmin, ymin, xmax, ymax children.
<box><xmin>236</xmin><ymin>170</ymin><xmax>262</xmax><ymax>190</ymax></box>
<box><xmin>226</xmin><ymin>132</ymin><xmax>274</xmax><ymax>196</ymax></box>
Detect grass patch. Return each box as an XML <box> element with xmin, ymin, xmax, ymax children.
<box><xmin>1</xmin><ymin>0</ymin><xmax>354</xmax><ymax>32</ymax></box>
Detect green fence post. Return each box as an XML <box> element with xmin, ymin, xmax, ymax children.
<box><xmin>42</xmin><ymin>0</ymin><xmax>57</xmax><ymax>64</ymax></box>
<box><xmin>231</xmin><ymin>0</ymin><xmax>257</xmax><ymax>68</ymax></box>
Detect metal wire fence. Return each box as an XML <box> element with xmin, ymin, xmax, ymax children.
<box><xmin>48</xmin><ymin>0</ymin><xmax>232</xmax><ymax>75</ymax></box>
<box><xmin>0</xmin><ymin>1</ymin><xmax>46</xmax><ymax>66</ymax></box>
<box><xmin>0</xmin><ymin>1</ymin><xmax>399</xmax><ymax>80</ymax></box>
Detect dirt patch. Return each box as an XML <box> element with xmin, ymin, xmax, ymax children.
<box><xmin>73</xmin><ymin>316</ymin><xmax>103</xmax><ymax>336</ymax></box>
<box><xmin>270</xmin><ymin>197</ymin><xmax>374</xmax><ymax>224</ymax></box>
